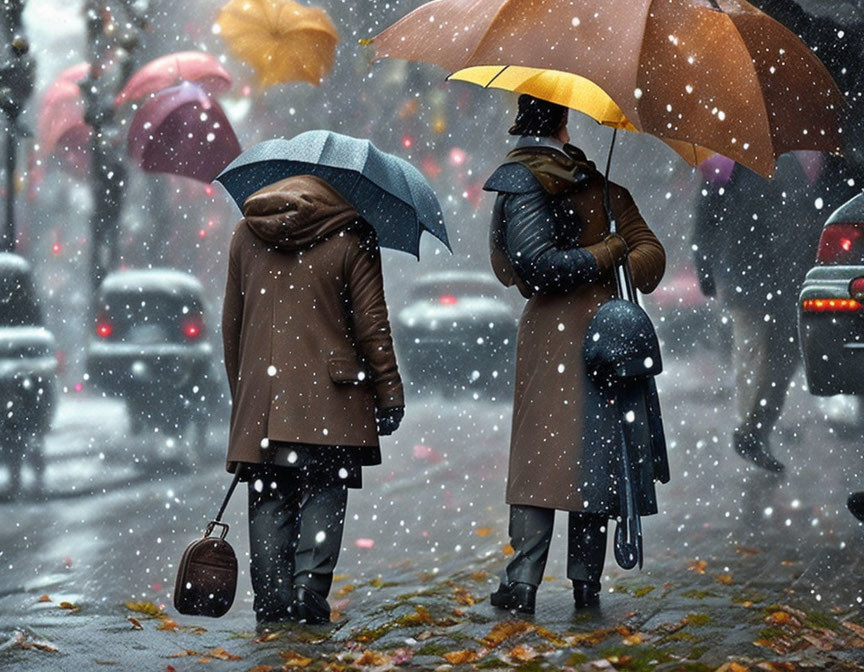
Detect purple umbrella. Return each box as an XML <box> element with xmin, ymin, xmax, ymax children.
<box><xmin>128</xmin><ymin>82</ymin><xmax>241</xmax><ymax>184</ymax></box>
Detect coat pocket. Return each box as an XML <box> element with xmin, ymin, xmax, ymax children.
<box><xmin>328</xmin><ymin>353</ymin><xmax>370</xmax><ymax>385</ymax></box>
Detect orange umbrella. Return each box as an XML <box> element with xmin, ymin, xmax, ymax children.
<box><xmin>216</xmin><ymin>0</ymin><xmax>339</xmax><ymax>89</ymax></box>
<box><xmin>368</xmin><ymin>0</ymin><xmax>846</xmax><ymax>177</ymax></box>
<box><xmin>115</xmin><ymin>51</ymin><xmax>232</xmax><ymax>106</ymax></box>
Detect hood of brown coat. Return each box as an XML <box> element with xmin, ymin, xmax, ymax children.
<box><xmin>506</xmin><ymin>145</ymin><xmax>599</xmax><ymax>196</ymax></box>
<box><xmin>242</xmin><ymin>175</ymin><xmax>360</xmax><ymax>250</ymax></box>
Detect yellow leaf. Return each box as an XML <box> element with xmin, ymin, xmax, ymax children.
<box><xmin>622</xmin><ymin>633</ymin><xmax>645</xmax><ymax>646</ymax></box>
<box><xmin>482</xmin><ymin>620</ymin><xmax>533</xmax><ymax>648</ymax></box>
<box><xmin>470</xmin><ymin>571</ymin><xmax>492</xmax><ymax>582</ymax></box>
<box><xmin>716</xmin><ymin>574</ymin><xmax>734</xmax><ymax>585</ymax></box>
<box><xmin>475</xmin><ymin>527</ymin><xmax>494</xmax><ymax>537</ymax></box>
<box><xmin>333</xmin><ymin>574</ymin><xmax>350</xmax><ymax>582</ymax></box>
<box><xmin>336</xmin><ymin>584</ymin><xmax>356</xmax><ymax>598</ymax></box>
<box><xmin>58</xmin><ymin>602</ymin><xmax>79</xmax><ymax>611</ymax></box>
<box><xmin>714</xmin><ymin>662</ymin><xmax>749</xmax><ymax>672</ymax></box>
<box><xmin>443</xmin><ymin>649</ymin><xmax>484</xmax><ymax>664</ymax></box>
<box><xmin>688</xmin><ymin>560</ymin><xmax>708</xmax><ymax>574</ymax></box>
<box><xmin>502</xmin><ymin>544</ymin><xmax>515</xmax><ymax>557</ymax></box>
<box><xmin>124</xmin><ymin>601</ymin><xmax>164</xmax><ymax>618</ymax></box>
<box><xmin>168</xmin><ymin>650</ymin><xmax>199</xmax><ymax>658</ymax></box>
<box><xmin>248</xmin><ymin>667</ymin><xmax>275</xmax><ymax>672</ymax></box>
<box><xmin>508</xmin><ymin>644</ymin><xmax>538</xmax><ymax>662</ymax></box>
<box><xmin>280</xmin><ymin>649</ymin><xmax>313</xmax><ymax>667</ymax></box>
<box><xmin>355</xmin><ymin>651</ymin><xmax>390</xmax><ymax>666</ymax></box>
<box><xmin>209</xmin><ymin>647</ymin><xmax>242</xmax><ymax>661</ymax></box>
<box><xmin>127</xmin><ymin>616</ymin><xmax>143</xmax><ymax>630</ymax></box>
<box><xmin>157</xmin><ymin>618</ymin><xmax>180</xmax><ymax>631</ymax></box>
<box><xmin>37</xmin><ymin>595</ymin><xmax>52</xmax><ymax>603</ymax></box>
<box><xmin>253</xmin><ymin>631</ymin><xmax>282</xmax><ymax>643</ymax></box>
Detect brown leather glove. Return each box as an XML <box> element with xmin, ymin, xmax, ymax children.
<box><xmin>603</xmin><ymin>233</ymin><xmax>629</xmax><ymax>263</ymax></box>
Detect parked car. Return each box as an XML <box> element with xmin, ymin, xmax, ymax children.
<box><xmin>0</xmin><ymin>253</ymin><xmax>58</xmax><ymax>496</ymax></box>
<box><xmin>798</xmin><ymin>192</ymin><xmax>864</xmax><ymax>397</ymax></box>
<box><xmin>394</xmin><ymin>270</ymin><xmax>519</xmax><ymax>396</ymax></box>
<box><xmin>86</xmin><ymin>269</ymin><xmax>216</xmax><ymax>463</ymax></box>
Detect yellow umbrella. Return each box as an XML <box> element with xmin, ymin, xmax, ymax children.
<box><xmin>216</xmin><ymin>0</ymin><xmax>339</xmax><ymax>88</ymax></box>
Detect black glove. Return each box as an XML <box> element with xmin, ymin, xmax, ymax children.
<box><xmin>376</xmin><ymin>406</ymin><xmax>404</xmax><ymax>436</ymax></box>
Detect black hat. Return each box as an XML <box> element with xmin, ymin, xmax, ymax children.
<box><xmin>508</xmin><ymin>94</ymin><xmax>568</xmax><ymax>137</ymax></box>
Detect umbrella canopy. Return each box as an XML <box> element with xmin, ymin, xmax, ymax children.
<box><xmin>368</xmin><ymin>0</ymin><xmax>846</xmax><ymax>177</ymax></box>
<box><xmin>216</xmin><ymin>0</ymin><xmax>339</xmax><ymax>88</ymax></box>
<box><xmin>214</xmin><ymin>130</ymin><xmax>449</xmax><ymax>257</ymax></box>
<box><xmin>128</xmin><ymin>82</ymin><xmax>242</xmax><ymax>184</ymax></box>
<box><xmin>116</xmin><ymin>51</ymin><xmax>232</xmax><ymax>106</ymax></box>
<box><xmin>37</xmin><ymin>63</ymin><xmax>92</xmax><ymax>177</ymax></box>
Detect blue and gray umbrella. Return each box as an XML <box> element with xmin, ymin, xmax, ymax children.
<box><xmin>214</xmin><ymin>130</ymin><xmax>450</xmax><ymax>257</ymax></box>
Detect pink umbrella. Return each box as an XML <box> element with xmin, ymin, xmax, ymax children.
<box><xmin>116</xmin><ymin>51</ymin><xmax>231</xmax><ymax>106</ymax></box>
<box><xmin>127</xmin><ymin>82</ymin><xmax>241</xmax><ymax>184</ymax></box>
<box><xmin>37</xmin><ymin>63</ymin><xmax>92</xmax><ymax>176</ymax></box>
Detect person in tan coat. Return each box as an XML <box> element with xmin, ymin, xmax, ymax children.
<box><xmin>221</xmin><ymin>174</ymin><xmax>404</xmax><ymax>625</ymax></box>
<box><xmin>485</xmin><ymin>95</ymin><xmax>666</xmax><ymax>613</ymax></box>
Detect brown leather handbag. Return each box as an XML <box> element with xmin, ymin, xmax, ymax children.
<box><xmin>174</xmin><ymin>470</ymin><xmax>242</xmax><ymax>617</ymax></box>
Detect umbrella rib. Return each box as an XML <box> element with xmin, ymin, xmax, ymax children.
<box><xmin>483</xmin><ymin>65</ymin><xmax>510</xmax><ymax>89</ymax></box>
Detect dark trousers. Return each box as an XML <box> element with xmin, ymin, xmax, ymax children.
<box><xmin>247</xmin><ymin>466</ymin><xmax>348</xmax><ymax>621</ymax></box>
<box><xmin>503</xmin><ymin>505</ymin><xmax>607</xmax><ymax>587</ymax></box>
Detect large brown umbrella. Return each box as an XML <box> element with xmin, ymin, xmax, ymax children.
<box><xmin>368</xmin><ymin>0</ymin><xmax>846</xmax><ymax>177</ymax></box>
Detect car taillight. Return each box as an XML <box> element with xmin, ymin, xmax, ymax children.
<box><xmin>440</xmin><ymin>295</ymin><xmax>458</xmax><ymax>305</ymax></box>
<box><xmin>183</xmin><ymin>319</ymin><xmax>203</xmax><ymax>339</ymax></box>
<box><xmin>817</xmin><ymin>223</ymin><xmax>864</xmax><ymax>264</ymax></box>
<box><xmin>802</xmin><ymin>298</ymin><xmax>862</xmax><ymax>312</ymax></box>
<box><xmin>97</xmin><ymin>322</ymin><xmax>113</xmax><ymax>338</ymax></box>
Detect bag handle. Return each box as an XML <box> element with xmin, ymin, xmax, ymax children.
<box><xmin>204</xmin><ymin>465</ymin><xmax>243</xmax><ymax>539</ymax></box>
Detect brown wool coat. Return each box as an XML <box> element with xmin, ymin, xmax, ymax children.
<box><xmin>221</xmin><ymin>175</ymin><xmax>403</xmax><ymax>472</ymax></box>
<box><xmin>489</xmin><ymin>147</ymin><xmax>666</xmax><ymax>513</ymax></box>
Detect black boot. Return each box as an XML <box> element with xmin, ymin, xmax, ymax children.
<box><xmin>490</xmin><ymin>581</ymin><xmax>536</xmax><ymax>614</ymax></box>
<box><xmin>734</xmin><ymin>430</ymin><xmax>784</xmax><ymax>473</ymax></box>
<box><xmin>848</xmin><ymin>492</ymin><xmax>864</xmax><ymax>522</ymax></box>
<box><xmin>572</xmin><ymin>580</ymin><xmax>601</xmax><ymax>609</ymax></box>
<box><xmin>292</xmin><ymin>586</ymin><xmax>331</xmax><ymax>625</ymax></box>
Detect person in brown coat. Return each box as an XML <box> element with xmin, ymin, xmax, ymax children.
<box><xmin>221</xmin><ymin>174</ymin><xmax>404</xmax><ymax>626</ymax></box>
<box><xmin>484</xmin><ymin>95</ymin><xmax>666</xmax><ymax>614</ymax></box>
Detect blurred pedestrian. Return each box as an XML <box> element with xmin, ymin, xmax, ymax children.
<box><xmin>221</xmin><ymin>175</ymin><xmax>404</xmax><ymax>626</ymax></box>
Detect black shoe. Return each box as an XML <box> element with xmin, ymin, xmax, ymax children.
<box><xmin>572</xmin><ymin>581</ymin><xmax>601</xmax><ymax>609</ymax></box>
<box><xmin>848</xmin><ymin>492</ymin><xmax>864</xmax><ymax>522</ymax></box>
<box><xmin>292</xmin><ymin>586</ymin><xmax>331</xmax><ymax>625</ymax></box>
<box><xmin>490</xmin><ymin>581</ymin><xmax>536</xmax><ymax>614</ymax></box>
<box><xmin>734</xmin><ymin>430</ymin><xmax>785</xmax><ymax>473</ymax></box>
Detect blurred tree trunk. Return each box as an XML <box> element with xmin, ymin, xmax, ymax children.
<box><xmin>0</xmin><ymin>0</ymin><xmax>35</xmax><ymax>253</ymax></box>
<box><xmin>81</xmin><ymin>0</ymin><xmax>148</xmax><ymax>296</ymax></box>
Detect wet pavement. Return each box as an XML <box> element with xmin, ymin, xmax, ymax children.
<box><xmin>1</xmin><ymin>355</ymin><xmax>864</xmax><ymax>671</ymax></box>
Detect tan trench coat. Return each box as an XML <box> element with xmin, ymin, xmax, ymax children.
<box><xmin>488</xmin><ymin>145</ymin><xmax>666</xmax><ymax>513</ymax></box>
<box><xmin>221</xmin><ymin>175</ymin><xmax>403</xmax><ymax>472</ymax></box>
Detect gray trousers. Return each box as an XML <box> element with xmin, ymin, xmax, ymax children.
<box><xmin>503</xmin><ymin>505</ymin><xmax>607</xmax><ymax>587</ymax></box>
<box><xmin>247</xmin><ymin>465</ymin><xmax>348</xmax><ymax>621</ymax></box>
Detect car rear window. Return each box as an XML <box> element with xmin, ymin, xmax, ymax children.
<box><xmin>817</xmin><ymin>222</ymin><xmax>864</xmax><ymax>265</ymax></box>
<box><xmin>98</xmin><ymin>292</ymin><xmax>203</xmax><ymax>342</ymax></box>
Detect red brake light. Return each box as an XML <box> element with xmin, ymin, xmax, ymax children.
<box><xmin>183</xmin><ymin>319</ymin><xmax>203</xmax><ymax>339</ymax></box>
<box><xmin>439</xmin><ymin>295</ymin><xmax>458</xmax><ymax>305</ymax></box>
<box><xmin>818</xmin><ymin>223</ymin><xmax>864</xmax><ymax>264</ymax></box>
<box><xmin>802</xmin><ymin>298</ymin><xmax>862</xmax><ymax>312</ymax></box>
<box><xmin>97</xmin><ymin>322</ymin><xmax>113</xmax><ymax>338</ymax></box>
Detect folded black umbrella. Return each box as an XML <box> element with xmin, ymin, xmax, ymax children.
<box><xmin>214</xmin><ymin>130</ymin><xmax>450</xmax><ymax>258</ymax></box>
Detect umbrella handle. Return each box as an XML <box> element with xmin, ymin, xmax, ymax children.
<box><xmin>603</xmin><ymin>128</ymin><xmax>638</xmax><ymax>303</ymax></box>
